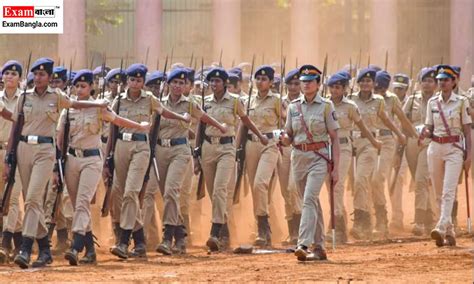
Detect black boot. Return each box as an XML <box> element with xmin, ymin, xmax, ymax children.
<box><xmin>130</xmin><ymin>228</ymin><xmax>147</xmax><ymax>258</ymax></box>
<box><xmin>412</xmin><ymin>209</ymin><xmax>425</xmax><ymax>236</ymax></box>
<box><xmin>12</xmin><ymin>232</ymin><xmax>22</xmax><ymax>257</ymax></box>
<box><xmin>53</xmin><ymin>228</ymin><xmax>69</xmax><ymax>255</ymax></box>
<box><xmin>112</xmin><ymin>223</ymin><xmax>121</xmax><ymax>247</ymax></box>
<box><xmin>156</xmin><ymin>225</ymin><xmax>175</xmax><ymax>255</ymax></box>
<box><xmin>0</xmin><ymin>231</ymin><xmax>13</xmax><ymax>263</ymax></box>
<box><xmin>65</xmin><ymin>233</ymin><xmax>85</xmax><ymax>266</ymax></box>
<box><xmin>32</xmin><ymin>236</ymin><xmax>53</xmax><ymax>268</ymax></box>
<box><xmin>79</xmin><ymin>231</ymin><xmax>97</xmax><ymax>264</ymax></box>
<box><xmin>110</xmin><ymin>228</ymin><xmax>131</xmax><ymax>259</ymax></box>
<box><xmin>14</xmin><ymin>236</ymin><xmax>33</xmax><ymax>269</ymax></box>
<box><xmin>173</xmin><ymin>225</ymin><xmax>187</xmax><ymax>254</ymax></box>
<box><xmin>373</xmin><ymin>205</ymin><xmax>389</xmax><ymax>238</ymax></box>
<box><xmin>218</xmin><ymin>223</ymin><xmax>230</xmax><ymax>251</ymax></box>
<box><xmin>254</xmin><ymin>216</ymin><xmax>271</xmax><ymax>247</ymax></box>
<box><xmin>206</xmin><ymin>223</ymin><xmax>223</xmax><ymax>252</ymax></box>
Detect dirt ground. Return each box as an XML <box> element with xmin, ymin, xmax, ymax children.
<box><xmin>0</xmin><ymin>234</ymin><xmax>471</xmax><ymax>282</ymax></box>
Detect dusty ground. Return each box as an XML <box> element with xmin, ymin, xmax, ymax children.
<box><xmin>0</xmin><ymin>234</ymin><xmax>471</xmax><ymax>282</ymax></box>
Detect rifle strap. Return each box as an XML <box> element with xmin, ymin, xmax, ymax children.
<box><xmin>296</xmin><ymin>102</ymin><xmax>332</xmax><ymax>170</ymax></box>
<box><xmin>436</xmin><ymin>99</ymin><xmax>464</xmax><ymax>154</ymax></box>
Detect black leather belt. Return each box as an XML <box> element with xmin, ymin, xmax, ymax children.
<box><xmin>379</xmin><ymin>129</ymin><xmax>393</xmax><ymax>136</ymax></box>
<box><xmin>204</xmin><ymin>135</ymin><xmax>234</xmax><ymax>145</ymax></box>
<box><xmin>339</xmin><ymin>137</ymin><xmax>349</xmax><ymax>144</ymax></box>
<box><xmin>68</xmin><ymin>147</ymin><xmax>101</xmax><ymax>158</ymax></box>
<box><xmin>20</xmin><ymin>135</ymin><xmax>53</xmax><ymax>144</ymax></box>
<box><xmin>101</xmin><ymin>136</ymin><xmax>108</xmax><ymax>144</ymax></box>
<box><xmin>247</xmin><ymin>132</ymin><xmax>274</xmax><ymax>141</ymax></box>
<box><xmin>118</xmin><ymin>133</ymin><xmax>147</xmax><ymax>142</ymax></box>
<box><xmin>157</xmin><ymin>137</ymin><xmax>188</xmax><ymax>147</ymax></box>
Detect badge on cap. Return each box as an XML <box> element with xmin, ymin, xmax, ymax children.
<box><xmin>40</xmin><ymin>65</ymin><xmax>44</xmax><ymax>70</ymax></box>
<box><xmin>180</xmin><ymin>73</ymin><xmax>185</xmax><ymax>79</ymax></box>
<box><xmin>293</xmin><ymin>75</ymin><xmax>298</xmax><ymax>79</ymax></box>
<box><xmin>115</xmin><ymin>74</ymin><xmax>120</xmax><ymax>79</ymax></box>
<box><xmin>261</xmin><ymin>70</ymin><xmax>266</xmax><ymax>75</ymax></box>
<box><xmin>216</xmin><ymin>71</ymin><xmax>220</xmax><ymax>76</ymax></box>
<box><xmin>439</xmin><ymin>68</ymin><xmax>445</xmax><ymax>73</ymax></box>
<box><xmin>137</xmin><ymin>73</ymin><xmax>141</xmax><ymax>77</ymax></box>
<box><xmin>397</xmin><ymin>77</ymin><xmax>403</xmax><ymax>82</ymax></box>
<box><xmin>53</xmin><ymin>73</ymin><xmax>58</xmax><ymax>78</ymax></box>
<box><xmin>81</xmin><ymin>76</ymin><xmax>85</xmax><ymax>81</ymax></box>
<box><xmin>303</xmin><ymin>69</ymin><xmax>309</xmax><ymax>74</ymax></box>
<box><xmin>12</xmin><ymin>66</ymin><xmax>16</xmax><ymax>71</ymax></box>
<box><xmin>366</xmin><ymin>73</ymin><xmax>370</xmax><ymax>77</ymax></box>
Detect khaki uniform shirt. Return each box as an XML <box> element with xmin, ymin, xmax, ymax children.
<box><xmin>376</xmin><ymin>91</ymin><xmax>401</xmax><ymax>131</ymax></box>
<box><xmin>57</xmin><ymin>97</ymin><xmax>116</xmax><ymax>149</ymax></box>
<box><xmin>248</xmin><ymin>91</ymin><xmax>283</xmax><ymax>133</ymax></box>
<box><xmin>332</xmin><ymin>96</ymin><xmax>361</xmax><ymax>138</ymax></box>
<box><xmin>348</xmin><ymin>92</ymin><xmax>385</xmax><ymax>133</ymax></box>
<box><xmin>0</xmin><ymin>88</ymin><xmax>20</xmax><ymax>142</ymax></box>
<box><xmin>286</xmin><ymin>94</ymin><xmax>339</xmax><ymax>144</ymax></box>
<box><xmin>204</xmin><ymin>91</ymin><xmax>245</xmax><ymax>137</ymax></box>
<box><xmin>13</xmin><ymin>87</ymin><xmax>72</xmax><ymax>137</ymax></box>
<box><xmin>425</xmin><ymin>92</ymin><xmax>472</xmax><ymax>137</ymax></box>
<box><xmin>111</xmin><ymin>89</ymin><xmax>163</xmax><ymax>135</ymax></box>
<box><xmin>159</xmin><ymin>94</ymin><xmax>203</xmax><ymax>139</ymax></box>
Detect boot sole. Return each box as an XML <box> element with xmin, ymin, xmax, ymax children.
<box><xmin>14</xmin><ymin>256</ymin><xmax>29</xmax><ymax>269</ymax></box>
<box><xmin>430</xmin><ymin>230</ymin><xmax>444</xmax><ymax>247</ymax></box>
<box><xmin>294</xmin><ymin>248</ymin><xmax>307</xmax><ymax>261</ymax></box>
<box><xmin>64</xmin><ymin>252</ymin><xmax>78</xmax><ymax>266</ymax></box>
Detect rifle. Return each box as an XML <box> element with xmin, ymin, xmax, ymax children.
<box><xmin>138</xmin><ymin>55</ymin><xmax>168</xmax><ymax>207</ymax></box>
<box><xmin>328</xmin><ymin>144</ymin><xmax>336</xmax><ymax>250</ymax></box>
<box><xmin>100</xmin><ymin>53</ymin><xmax>107</xmax><ymax>99</ymax></box>
<box><xmin>1</xmin><ymin>52</ymin><xmax>32</xmax><ymax>215</ymax></box>
<box><xmin>384</xmin><ymin>50</ymin><xmax>389</xmax><ymax>71</ymax></box>
<box><xmin>196</xmin><ymin>58</ymin><xmax>206</xmax><ymax>200</ymax></box>
<box><xmin>321</xmin><ymin>53</ymin><xmax>328</xmax><ymax>98</ymax></box>
<box><xmin>51</xmin><ymin>58</ymin><xmax>74</xmax><ymax>220</ymax></box>
<box><xmin>101</xmin><ymin>58</ymin><xmax>124</xmax><ymax>217</ymax></box>
<box><xmin>233</xmin><ymin>55</ymin><xmax>256</xmax><ymax>204</ymax></box>
<box><xmin>465</xmin><ymin>165</ymin><xmax>471</xmax><ymax>234</ymax></box>
<box><xmin>219</xmin><ymin>49</ymin><xmax>223</xmax><ymax>67</ymax></box>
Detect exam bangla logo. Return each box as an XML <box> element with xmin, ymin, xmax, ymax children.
<box><xmin>3</xmin><ymin>6</ymin><xmax>59</xmax><ymax>18</ymax></box>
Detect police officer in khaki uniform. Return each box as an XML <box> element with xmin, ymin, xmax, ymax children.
<box><xmin>4</xmin><ymin>58</ymin><xmax>108</xmax><ymax>269</ymax></box>
<box><xmin>404</xmin><ymin>67</ymin><xmax>437</xmax><ymax>236</ymax></box>
<box><xmin>57</xmin><ymin>69</ymin><xmax>149</xmax><ymax>265</ymax></box>
<box><xmin>420</xmin><ymin>65</ymin><xmax>471</xmax><ymax>247</ymax></box>
<box><xmin>282</xmin><ymin>64</ymin><xmax>340</xmax><ymax>261</ymax></box>
<box><xmin>390</xmin><ymin>73</ymin><xmax>411</xmax><ymax>232</ymax></box>
<box><xmin>278</xmin><ymin>69</ymin><xmax>303</xmax><ymax>245</ymax></box>
<box><xmin>0</xmin><ymin>60</ymin><xmax>22</xmax><ymax>263</ymax></box>
<box><xmin>327</xmin><ymin>71</ymin><xmax>381</xmax><ymax>243</ymax></box>
<box><xmin>196</xmin><ymin>67</ymin><xmax>266</xmax><ymax>252</ymax></box>
<box><xmin>44</xmin><ymin>66</ymin><xmax>73</xmax><ymax>255</ymax></box>
<box><xmin>155</xmin><ymin>68</ymin><xmax>225</xmax><ymax>255</ymax></box>
<box><xmin>371</xmin><ymin>70</ymin><xmax>415</xmax><ymax>237</ymax></box>
<box><xmin>106</xmin><ymin>63</ymin><xmax>190</xmax><ymax>259</ymax></box>
<box><xmin>141</xmin><ymin>70</ymin><xmax>166</xmax><ymax>249</ymax></box>
<box><xmin>347</xmin><ymin>67</ymin><xmax>406</xmax><ymax>240</ymax></box>
<box><xmin>238</xmin><ymin>65</ymin><xmax>279</xmax><ymax>247</ymax></box>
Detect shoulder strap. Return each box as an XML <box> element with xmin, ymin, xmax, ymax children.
<box><xmin>436</xmin><ymin>100</ymin><xmax>452</xmax><ymax>137</ymax></box>
<box><xmin>296</xmin><ymin>102</ymin><xmax>314</xmax><ymax>143</ymax></box>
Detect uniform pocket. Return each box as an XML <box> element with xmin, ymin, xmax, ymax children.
<box><xmin>22</xmin><ymin>104</ymin><xmax>33</xmax><ymax>122</ymax></box>
<box><xmin>85</xmin><ymin>115</ymin><xmax>100</xmax><ymax>135</ymax></box>
<box><xmin>46</xmin><ymin>103</ymin><xmax>59</xmax><ymax>122</ymax></box>
<box><xmin>309</xmin><ymin>115</ymin><xmax>326</xmax><ymax>135</ymax></box>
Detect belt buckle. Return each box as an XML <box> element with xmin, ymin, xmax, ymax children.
<box><xmin>122</xmin><ymin>133</ymin><xmax>133</xmax><ymax>142</ymax></box>
<box><xmin>161</xmin><ymin>139</ymin><xmax>171</xmax><ymax>147</ymax></box>
<box><xmin>211</xmin><ymin>137</ymin><xmax>220</xmax><ymax>144</ymax></box>
<box><xmin>272</xmin><ymin>130</ymin><xmax>282</xmax><ymax>139</ymax></box>
<box><xmin>27</xmin><ymin>135</ymin><xmax>39</xmax><ymax>145</ymax></box>
<box><xmin>352</xmin><ymin>131</ymin><xmax>361</xmax><ymax>139</ymax></box>
<box><xmin>415</xmin><ymin>125</ymin><xmax>424</xmax><ymax>134</ymax></box>
<box><xmin>75</xmin><ymin>149</ymin><xmax>84</xmax><ymax>158</ymax></box>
